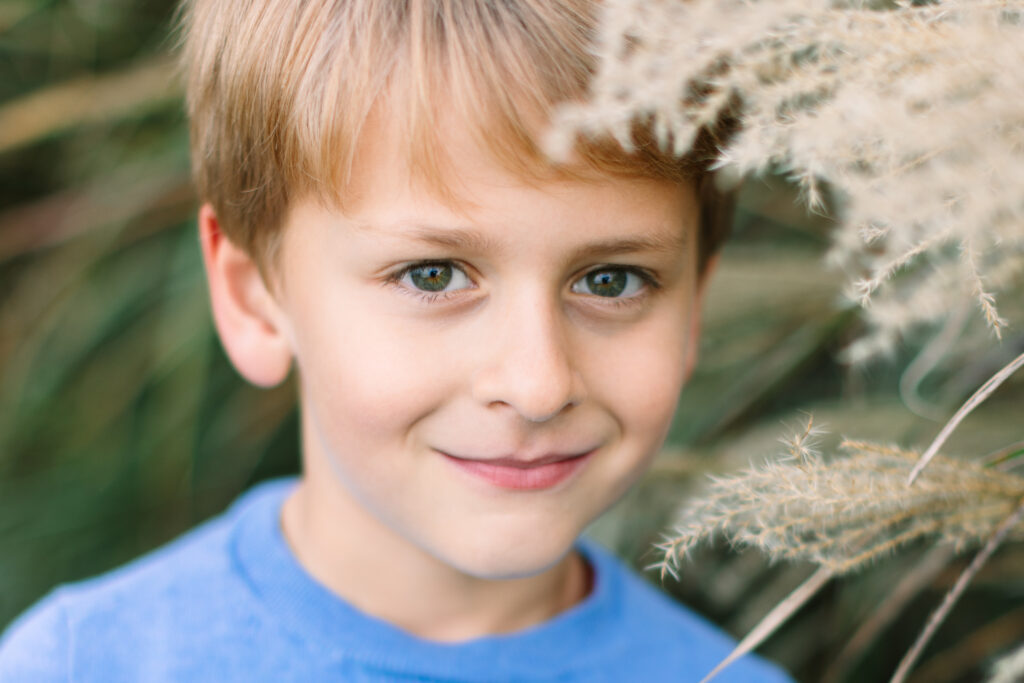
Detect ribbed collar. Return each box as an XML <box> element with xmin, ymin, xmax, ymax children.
<box><xmin>229</xmin><ymin>478</ymin><xmax>627</xmax><ymax>681</ymax></box>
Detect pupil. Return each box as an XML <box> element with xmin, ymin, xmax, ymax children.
<box><xmin>411</xmin><ymin>264</ymin><xmax>452</xmax><ymax>292</ymax></box>
<box><xmin>586</xmin><ymin>270</ymin><xmax>627</xmax><ymax>297</ymax></box>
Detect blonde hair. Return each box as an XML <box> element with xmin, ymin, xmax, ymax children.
<box><xmin>177</xmin><ymin>0</ymin><xmax>735</xmax><ymax>271</ymax></box>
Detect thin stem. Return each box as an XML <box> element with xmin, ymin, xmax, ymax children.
<box><xmin>888</xmin><ymin>498</ymin><xmax>1024</xmax><ymax>683</ymax></box>
<box><xmin>908</xmin><ymin>351</ymin><xmax>1024</xmax><ymax>486</ymax></box>
<box><xmin>699</xmin><ymin>567</ymin><xmax>833</xmax><ymax>683</ymax></box>
<box><xmin>898</xmin><ymin>302</ymin><xmax>969</xmax><ymax>422</ymax></box>
<box><xmin>982</xmin><ymin>440</ymin><xmax>1024</xmax><ymax>470</ymax></box>
<box><xmin>822</xmin><ymin>546</ymin><xmax>954</xmax><ymax>683</ymax></box>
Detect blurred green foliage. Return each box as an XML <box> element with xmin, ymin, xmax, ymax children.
<box><xmin>0</xmin><ymin>0</ymin><xmax>301</xmax><ymax>626</ymax></box>
<box><xmin>1</xmin><ymin>3</ymin><xmax>1021</xmax><ymax>682</ymax></box>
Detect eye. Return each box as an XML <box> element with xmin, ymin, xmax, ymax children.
<box><xmin>570</xmin><ymin>267</ymin><xmax>649</xmax><ymax>298</ymax></box>
<box><xmin>397</xmin><ymin>262</ymin><xmax>474</xmax><ymax>294</ymax></box>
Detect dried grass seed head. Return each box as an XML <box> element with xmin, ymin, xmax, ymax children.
<box><xmin>657</xmin><ymin>432</ymin><xmax>1024</xmax><ymax>580</ymax></box>
<box><xmin>557</xmin><ymin>0</ymin><xmax>1024</xmax><ymax>361</ymax></box>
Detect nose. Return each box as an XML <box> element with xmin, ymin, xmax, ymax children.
<box><xmin>471</xmin><ymin>293</ymin><xmax>585</xmax><ymax>422</ymax></box>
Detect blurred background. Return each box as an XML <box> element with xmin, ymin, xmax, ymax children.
<box><xmin>1</xmin><ymin>2</ymin><xmax>1022</xmax><ymax>682</ymax></box>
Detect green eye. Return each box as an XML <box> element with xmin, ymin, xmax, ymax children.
<box><xmin>410</xmin><ymin>264</ymin><xmax>452</xmax><ymax>291</ymax></box>
<box><xmin>399</xmin><ymin>262</ymin><xmax>473</xmax><ymax>294</ymax></box>
<box><xmin>572</xmin><ymin>268</ymin><xmax>646</xmax><ymax>298</ymax></box>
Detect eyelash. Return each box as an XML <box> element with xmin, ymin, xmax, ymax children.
<box><xmin>384</xmin><ymin>261</ymin><xmax>475</xmax><ymax>304</ymax></box>
<box><xmin>385</xmin><ymin>261</ymin><xmax>661</xmax><ymax>306</ymax></box>
<box><xmin>576</xmin><ymin>266</ymin><xmax>661</xmax><ymax>309</ymax></box>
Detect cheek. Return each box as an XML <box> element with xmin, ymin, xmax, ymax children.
<box><xmin>293</xmin><ymin>298</ymin><xmax>461</xmax><ymax>440</ymax></box>
<box><xmin>583</xmin><ymin>312</ymin><xmax>690</xmax><ymax>439</ymax></box>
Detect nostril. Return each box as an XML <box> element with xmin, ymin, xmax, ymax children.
<box><xmin>482</xmin><ymin>364</ymin><xmax>585</xmax><ymax>423</ymax></box>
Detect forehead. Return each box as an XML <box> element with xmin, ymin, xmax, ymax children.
<box><xmin>336</xmin><ymin>98</ymin><xmax>699</xmax><ymax>230</ymax></box>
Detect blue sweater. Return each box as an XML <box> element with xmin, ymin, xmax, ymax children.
<box><xmin>0</xmin><ymin>479</ymin><xmax>792</xmax><ymax>682</ymax></box>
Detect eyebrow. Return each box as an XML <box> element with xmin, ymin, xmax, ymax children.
<box><xmin>570</xmin><ymin>233</ymin><xmax>689</xmax><ymax>261</ymax></box>
<box><xmin>356</xmin><ymin>222</ymin><xmax>498</xmax><ymax>252</ymax></box>
<box><xmin>358</xmin><ymin>222</ymin><xmax>688</xmax><ymax>259</ymax></box>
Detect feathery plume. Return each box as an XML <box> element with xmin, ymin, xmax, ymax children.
<box><xmin>987</xmin><ymin>643</ymin><xmax>1024</xmax><ymax>683</ymax></box>
<box><xmin>552</xmin><ymin>0</ymin><xmax>1024</xmax><ymax>360</ymax></box>
<box><xmin>656</xmin><ymin>420</ymin><xmax>1024</xmax><ymax>579</ymax></box>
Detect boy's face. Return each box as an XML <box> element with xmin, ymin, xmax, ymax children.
<box><xmin>261</xmin><ymin>114</ymin><xmax>707</xmax><ymax>579</ymax></box>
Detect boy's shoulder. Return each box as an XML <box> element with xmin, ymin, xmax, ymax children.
<box><xmin>0</xmin><ymin>479</ymin><xmax>293</xmax><ymax>681</ymax></box>
<box><xmin>577</xmin><ymin>538</ymin><xmax>792</xmax><ymax>682</ymax></box>
<box><xmin>0</xmin><ymin>479</ymin><xmax>792</xmax><ymax>682</ymax></box>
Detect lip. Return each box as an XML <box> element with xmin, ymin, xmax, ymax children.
<box><xmin>439</xmin><ymin>449</ymin><xmax>596</xmax><ymax>490</ymax></box>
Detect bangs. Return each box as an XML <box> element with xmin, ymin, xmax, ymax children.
<box><xmin>182</xmin><ymin>0</ymin><xmax>724</xmax><ymax>266</ymax></box>
<box><xmin>303</xmin><ymin>1</ymin><xmax>701</xmax><ymax>210</ymax></box>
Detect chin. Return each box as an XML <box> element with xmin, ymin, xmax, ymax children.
<box><xmin>437</xmin><ymin>526</ymin><xmax>579</xmax><ymax>581</ymax></box>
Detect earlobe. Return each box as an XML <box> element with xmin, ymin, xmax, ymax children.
<box><xmin>198</xmin><ymin>204</ymin><xmax>293</xmax><ymax>387</ymax></box>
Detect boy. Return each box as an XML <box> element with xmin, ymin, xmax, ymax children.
<box><xmin>0</xmin><ymin>1</ymin><xmax>791</xmax><ymax>681</ymax></box>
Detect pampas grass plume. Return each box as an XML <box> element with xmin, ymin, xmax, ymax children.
<box><xmin>654</xmin><ymin>417</ymin><xmax>1024</xmax><ymax>580</ymax></box>
<box><xmin>553</xmin><ymin>0</ymin><xmax>1024</xmax><ymax>361</ymax></box>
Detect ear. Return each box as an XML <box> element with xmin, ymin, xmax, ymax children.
<box><xmin>683</xmin><ymin>251</ymin><xmax>720</xmax><ymax>382</ymax></box>
<box><xmin>198</xmin><ymin>204</ymin><xmax>292</xmax><ymax>387</ymax></box>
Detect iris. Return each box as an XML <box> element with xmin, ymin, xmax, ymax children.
<box><xmin>584</xmin><ymin>269</ymin><xmax>627</xmax><ymax>297</ymax></box>
<box><xmin>410</xmin><ymin>264</ymin><xmax>452</xmax><ymax>292</ymax></box>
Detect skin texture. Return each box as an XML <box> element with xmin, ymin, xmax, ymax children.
<box><xmin>198</xmin><ymin>109</ymin><xmax>715</xmax><ymax>642</ymax></box>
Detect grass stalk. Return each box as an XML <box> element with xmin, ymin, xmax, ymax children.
<box><xmin>908</xmin><ymin>350</ymin><xmax>1024</xmax><ymax>485</ymax></box>
<box><xmin>699</xmin><ymin>566</ymin><xmax>833</xmax><ymax>683</ymax></box>
<box><xmin>888</xmin><ymin>497</ymin><xmax>1024</xmax><ymax>683</ymax></box>
<box><xmin>0</xmin><ymin>57</ymin><xmax>180</xmax><ymax>154</ymax></box>
<box><xmin>821</xmin><ymin>545</ymin><xmax>955</xmax><ymax>683</ymax></box>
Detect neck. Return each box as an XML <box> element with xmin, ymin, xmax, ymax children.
<box><xmin>280</xmin><ymin>475</ymin><xmax>592</xmax><ymax>642</ymax></box>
